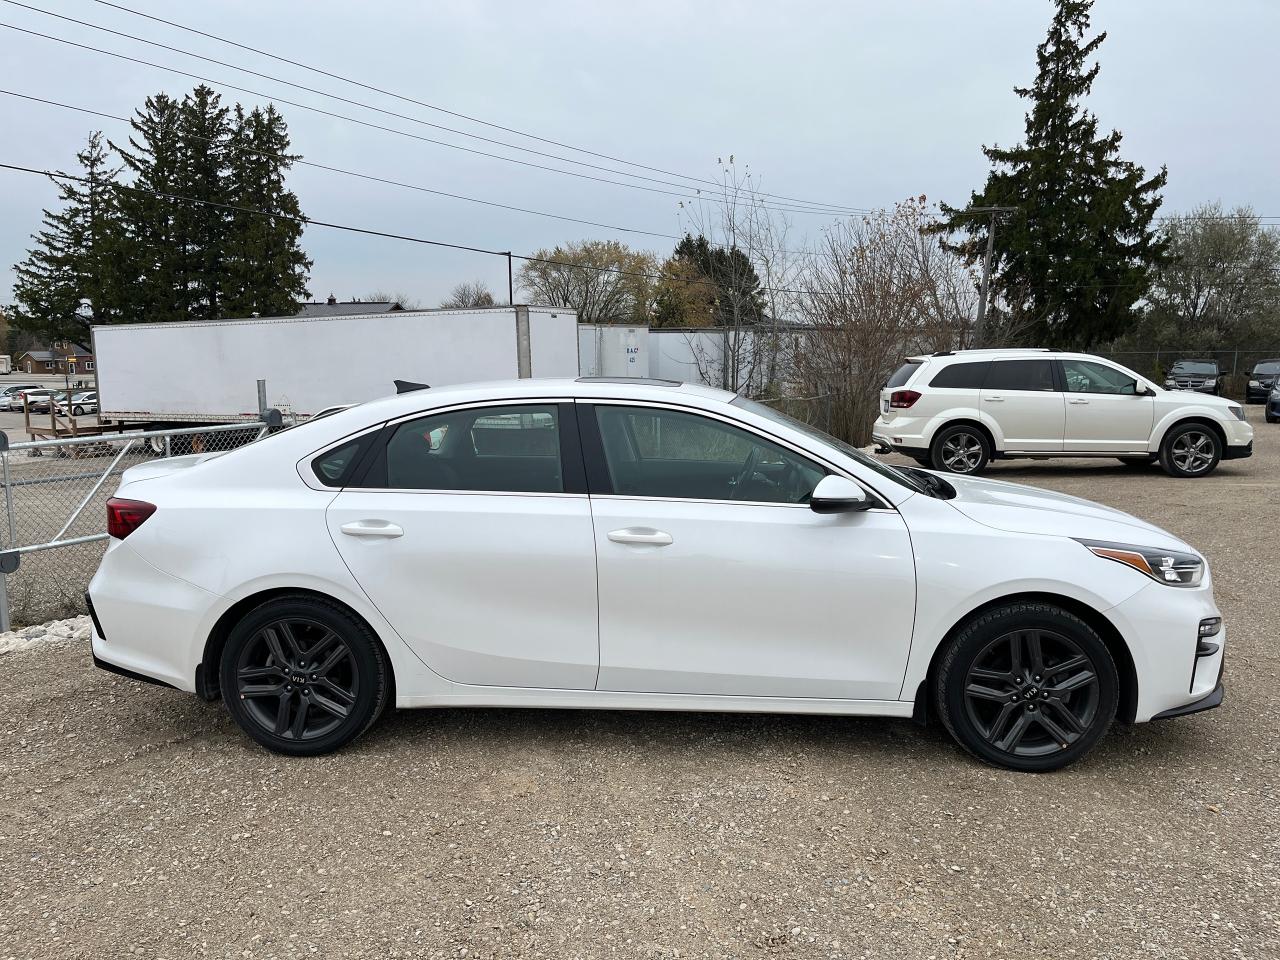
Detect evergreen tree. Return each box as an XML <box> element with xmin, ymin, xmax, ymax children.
<box><xmin>112</xmin><ymin>93</ymin><xmax>186</xmax><ymax>324</ymax></box>
<box><xmin>11</xmin><ymin>131</ymin><xmax>124</xmax><ymax>342</ymax></box>
<box><xmin>175</xmin><ymin>85</ymin><xmax>232</xmax><ymax>322</ymax></box>
<box><xmin>938</xmin><ymin>0</ymin><xmax>1167</xmax><ymax>348</ymax></box>
<box><xmin>654</xmin><ymin>234</ymin><xmax>765</xmax><ymax>328</ymax></box>
<box><xmin>222</xmin><ymin>103</ymin><xmax>312</xmax><ymax>317</ymax></box>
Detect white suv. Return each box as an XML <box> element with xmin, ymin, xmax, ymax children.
<box><xmin>872</xmin><ymin>349</ymin><xmax>1254</xmax><ymax>478</ymax></box>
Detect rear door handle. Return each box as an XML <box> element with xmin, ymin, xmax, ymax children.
<box><xmin>985</xmin><ymin>395</ymin><xmax>1003</xmax><ymax>401</ymax></box>
<box><xmin>607</xmin><ymin>527</ymin><xmax>673</xmax><ymax>546</ymax></box>
<box><xmin>340</xmin><ymin>520</ymin><xmax>404</xmax><ymax>539</ymax></box>
<box><xmin>1068</xmin><ymin>398</ymin><xmax>1090</xmax><ymax>405</ymax></box>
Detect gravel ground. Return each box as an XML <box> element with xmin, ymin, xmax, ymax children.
<box><xmin>1</xmin><ymin>416</ymin><xmax>1278</xmax><ymax>960</ymax></box>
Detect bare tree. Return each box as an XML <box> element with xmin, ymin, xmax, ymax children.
<box><xmin>439</xmin><ymin>280</ymin><xmax>497</xmax><ymax>309</ymax></box>
<box><xmin>365</xmin><ymin>289</ymin><xmax>423</xmax><ymax>310</ymax></box>
<box><xmin>518</xmin><ymin>240</ymin><xmax>657</xmax><ymax>324</ymax></box>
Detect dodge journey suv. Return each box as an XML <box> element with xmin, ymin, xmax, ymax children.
<box><xmin>873</xmin><ymin>349</ymin><xmax>1253</xmax><ymax>478</ymax></box>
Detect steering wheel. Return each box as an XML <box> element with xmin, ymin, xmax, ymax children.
<box><xmin>729</xmin><ymin>446</ymin><xmax>761</xmax><ymax>500</ymax></box>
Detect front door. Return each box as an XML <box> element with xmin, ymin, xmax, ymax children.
<box><xmin>1058</xmin><ymin>359</ymin><xmax>1155</xmax><ymax>452</ymax></box>
<box><xmin>581</xmin><ymin>402</ymin><xmax>916</xmax><ymax>701</ymax></box>
<box><xmin>326</xmin><ymin>401</ymin><xmax>599</xmax><ymax>690</ymax></box>
<box><xmin>981</xmin><ymin>358</ymin><xmax>1065</xmax><ymax>451</ymax></box>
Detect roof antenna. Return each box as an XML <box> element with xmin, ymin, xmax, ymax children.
<box><xmin>394</xmin><ymin>379</ymin><xmax>430</xmax><ymax>394</ymax></box>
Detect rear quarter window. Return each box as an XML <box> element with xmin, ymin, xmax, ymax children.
<box><xmin>928</xmin><ymin>361</ymin><xmax>990</xmax><ymax>389</ymax></box>
<box><xmin>886</xmin><ymin>361</ymin><xmax>922</xmax><ymax>388</ymax></box>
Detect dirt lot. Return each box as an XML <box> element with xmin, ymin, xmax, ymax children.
<box><xmin>2</xmin><ymin>415</ymin><xmax>1278</xmax><ymax>960</ymax></box>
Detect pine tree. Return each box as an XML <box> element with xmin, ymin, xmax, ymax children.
<box><xmin>938</xmin><ymin>0</ymin><xmax>1168</xmax><ymax>348</ymax></box>
<box><xmin>11</xmin><ymin>131</ymin><xmax>124</xmax><ymax>343</ymax></box>
<box><xmin>222</xmin><ymin>103</ymin><xmax>311</xmax><ymax>317</ymax></box>
<box><xmin>112</xmin><ymin>93</ymin><xmax>186</xmax><ymax>324</ymax></box>
<box><xmin>175</xmin><ymin>85</ymin><xmax>232</xmax><ymax>322</ymax></box>
<box><xmin>654</xmin><ymin>234</ymin><xmax>765</xmax><ymax>328</ymax></box>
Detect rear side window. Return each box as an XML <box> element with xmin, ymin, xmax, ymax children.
<box><xmin>312</xmin><ymin>437</ymin><xmax>369</xmax><ymax>487</ymax></box>
<box><xmin>985</xmin><ymin>359</ymin><xmax>1057</xmax><ymax>392</ymax></box>
<box><xmin>928</xmin><ymin>361</ymin><xmax>990</xmax><ymax>389</ymax></box>
<box><xmin>885</xmin><ymin>361</ymin><xmax>921</xmax><ymax>388</ymax></box>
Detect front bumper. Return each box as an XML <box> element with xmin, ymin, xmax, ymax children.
<box><xmin>1152</xmin><ymin>679</ymin><xmax>1224</xmax><ymax>720</ymax></box>
<box><xmin>1222</xmin><ymin>440</ymin><xmax>1253</xmax><ymax>460</ymax></box>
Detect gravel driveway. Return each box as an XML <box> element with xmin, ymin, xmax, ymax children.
<box><xmin>2</xmin><ymin>415</ymin><xmax>1278</xmax><ymax>959</ymax></box>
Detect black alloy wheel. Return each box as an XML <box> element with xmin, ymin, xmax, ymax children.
<box><xmin>221</xmin><ymin>597</ymin><xmax>389</xmax><ymax>755</ymax></box>
<box><xmin>937</xmin><ymin>602</ymin><xmax>1118</xmax><ymax>772</ymax></box>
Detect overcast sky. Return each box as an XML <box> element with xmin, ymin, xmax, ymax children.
<box><xmin>2</xmin><ymin>0</ymin><xmax>1277</xmax><ymax>311</ymax></box>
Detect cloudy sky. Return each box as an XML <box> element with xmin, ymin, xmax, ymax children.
<box><xmin>2</xmin><ymin>0</ymin><xmax>1277</xmax><ymax>310</ymax></box>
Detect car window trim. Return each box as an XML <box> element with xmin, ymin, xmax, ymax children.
<box><xmin>576</xmin><ymin>398</ymin><xmax>891</xmax><ymax>509</ymax></box>
<box><xmin>346</xmin><ymin>397</ymin><xmax>587</xmax><ymax>496</ymax></box>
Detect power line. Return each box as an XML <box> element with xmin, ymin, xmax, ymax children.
<box><xmin>86</xmin><ymin>0</ymin><xmax>870</xmax><ymax>215</ymax></box>
<box><xmin>0</xmin><ymin>0</ymin><xmax>866</xmax><ymax>217</ymax></box>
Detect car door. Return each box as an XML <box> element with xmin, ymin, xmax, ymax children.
<box><xmin>580</xmin><ymin>401</ymin><xmax>916</xmax><ymax>701</ymax></box>
<box><xmin>325</xmin><ymin>400</ymin><xmax>600</xmax><ymax>690</ymax></box>
<box><xmin>980</xmin><ymin>358</ymin><xmax>1064</xmax><ymax>451</ymax></box>
<box><xmin>1056</xmin><ymin>359</ymin><xmax>1154</xmax><ymax>452</ymax></box>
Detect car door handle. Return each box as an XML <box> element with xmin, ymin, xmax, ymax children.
<box><xmin>340</xmin><ymin>520</ymin><xmax>404</xmax><ymax>539</ymax></box>
<box><xmin>607</xmin><ymin>527</ymin><xmax>673</xmax><ymax>546</ymax></box>
<box><xmin>1068</xmin><ymin>398</ymin><xmax>1090</xmax><ymax>405</ymax></box>
<box><xmin>985</xmin><ymin>395</ymin><xmax>1003</xmax><ymax>401</ymax></box>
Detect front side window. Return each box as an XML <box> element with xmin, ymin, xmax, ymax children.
<box><xmin>594</xmin><ymin>405</ymin><xmax>825</xmax><ymax>504</ymax></box>
<box><xmin>374</xmin><ymin>404</ymin><xmax>563</xmax><ymax>493</ymax></box>
<box><xmin>985</xmin><ymin>359</ymin><xmax>1057</xmax><ymax>392</ymax></box>
<box><xmin>1060</xmin><ymin>359</ymin><xmax>1138</xmax><ymax>395</ymax></box>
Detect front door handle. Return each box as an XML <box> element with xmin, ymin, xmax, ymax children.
<box><xmin>985</xmin><ymin>395</ymin><xmax>1004</xmax><ymax>402</ymax></box>
<box><xmin>340</xmin><ymin>520</ymin><xmax>404</xmax><ymax>539</ymax></box>
<box><xmin>607</xmin><ymin>527</ymin><xmax>673</xmax><ymax>546</ymax></box>
<box><xmin>1068</xmin><ymin>398</ymin><xmax>1090</xmax><ymax>405</ymax></box>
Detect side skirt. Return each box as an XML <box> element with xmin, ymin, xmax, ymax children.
<box><xmin>395</xmin><ymin>688</ymin><xmax>915</xmax><ymax>717</ymax></box>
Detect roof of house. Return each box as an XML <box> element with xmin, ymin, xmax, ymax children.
<box><xmin>17</xmin><ymin>344</ymin><xmax>93</xmax><ymax>362</ymax></box>
<box><xmin>295</xmin><ymin>300</ymin><xmax>404</xmax><ymax>318</ymax></box>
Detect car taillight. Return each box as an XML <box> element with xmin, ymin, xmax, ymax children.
<box><xmin>106</xmin><ymin>497</ymin><xmax>156</xmax><ymax>540</ymax></box>
<box><xmin>889</xmin><ymin>390</ymin><xmax>922</xmax><ymax>409</ymax></box>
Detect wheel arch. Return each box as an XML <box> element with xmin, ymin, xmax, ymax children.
<box><xmin>1152</xmin><ymin>414</ymin><xmax>1227</xmax><ymax>453</ymax></box>
<box><xmin>197</xmin><ymin>586</ymin><xmax>397</xmax><ymax>702</ymax></box>
<box><xmin>910</xmin><ymin>590</ymin><xmax>1138</xmax><ymax>726</ymax></box>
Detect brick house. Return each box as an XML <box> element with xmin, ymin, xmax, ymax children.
<box><xmin>15</xmin><ymin>342</ymin><xmax>95</xmax><ymax>376</ymax></box>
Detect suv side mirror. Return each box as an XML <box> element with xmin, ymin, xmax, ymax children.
<box><xmin>810</xmin><ymin>476</ymin><xmax>872</xmax><ymax>514</ymax></box>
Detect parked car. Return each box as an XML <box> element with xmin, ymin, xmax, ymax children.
<box><xmin>55</xmin><ymin>391</ymin><xmax>98</xmax><ymax>417</ymax></box>
<box><xmin>873</xmin><ymin>349</ymin><xmax>1253</xmax><ymax>478</ymax></box>
<box><xmin>1245</xmin><ymin>359</ymin><xmax>1280</xmax><ymax>404</ymax></box>
<box><xmin>15</xmin><ymin>388</ymin><xmax>58</xmax><ymax>412</ymax></box>
<box><xmin>0</xmin><ymin>383</ymin><xmax>41</xmax><ymax>411</ymax></box>
<box><xmin>1164</xmin><ymin>359</ymin><xmax>1221</xmax><ymax>395</ymax></box>
<box><xmin>1267</xmin><ymin>378</ymin><xmax>1280</xmax><ymax>424</ymax></box>
<box><xmin>88</xmin><ymin>377</ymin><xmax>1226</xmax><ymax>771</ymax></box>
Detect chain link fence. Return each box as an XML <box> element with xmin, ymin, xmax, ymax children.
<box><xmin>0</xmin><ymin>422</ymin><xmax>270</xmax><ymax>629</ymax></box>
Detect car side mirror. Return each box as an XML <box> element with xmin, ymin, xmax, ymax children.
<box><xmin>810</xmin><ymin>476</ymin><xmax>872</xmax><ymax>514</ymax></box>
<box><xmin>1134</xmin><ymin>382</ymin><xmax>1149</xmax><ymax>395</ymax></box>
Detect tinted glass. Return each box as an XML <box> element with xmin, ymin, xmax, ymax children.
<box><xmin>1252</xmin><ymin>361</ymin><xmax>1280</xmax><ymax>375</ymax></box>
<box><xmin>929</xmin><ymin>361</ymin><xmax>990</xmax><ymax>389</ymax></box>
<box><xmin>594</xmin><ymin>406</ymin><xmax>824</xmax><ymax>504</ymax></box>
<box><xmin>886</xmin><ymin>361</ymin><xmax>921</xmax><ymax>388</ymax></box>
<box><xmin>379</xmin><ymin>404</ymin><xmax>562</xmax><ymax>492</ymax></box>
<box><xmin>985</xmin><ymin>359</ymin><xmax>1056</xmax><ymax>392</ymax></box>
<box><xmin>312</xmin><ymin>439</ymin><xmax>364</xmax><ymax>486</ymax></box>
<box><xmin>1171</xmin><ymin>361</ymin><xmax>1218</xmax><ymax>376</ymax></box>
<box><xmin>1060</xmin><ymin>359</ymin><xmax>1137</xmax><ymax>395</ymax></box>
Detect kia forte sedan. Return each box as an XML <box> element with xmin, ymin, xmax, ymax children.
<box><xmin>88</xmin><ymin>378</ymin><xmax>1225</xmax><ymax>771</ymax></box>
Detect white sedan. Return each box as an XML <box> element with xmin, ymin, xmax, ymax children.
<box><xmin>87</xmin><ymin>378</ymin><xmax>1225</xmax><ymax>771</ymax></box>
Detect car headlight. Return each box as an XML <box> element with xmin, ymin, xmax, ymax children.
<box><xmin>1164</xmin><ymin>379</ymin><xmax>1176</xmax><ymax>387</ymax></box>
<box><xmin>1228</xmin><ymin>404</ymin><xmax>1246</xmax><ymax>421</ymax></box>
<box><xmin>1250</xmin><ymin>380</ymin><xmax>1261</xmax><ymax>388</ymax></box>
<box><xmin>1075</xmin><ymin>539</ymin><xmax>1204</xmax><ymax>587</ymax></box>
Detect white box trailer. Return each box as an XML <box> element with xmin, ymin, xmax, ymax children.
<box><xmin>92</xmin><ymin>305</ymin><xmax>578</xmax><ymax>424</ymax></box>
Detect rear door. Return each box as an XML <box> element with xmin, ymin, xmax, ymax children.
<box><xmin>981</xmin><ymin>358</ymin><xmax>1064</xmax><ymax>451</ymax></box>
<box><xmin>325</xmin><ymin>400</ymin><xmax>600</xmax><ymax>690</ymax></box>
<box><xmin>1058</xmin><ymin>359</ymin><xmax>1154</xmax><ymax>452</ymax></box>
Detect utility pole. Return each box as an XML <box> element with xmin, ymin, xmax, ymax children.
<box><xmin>964</xmin><ymin>206</ymin><xmax>1017</xmax><ymax>347</ymax></box>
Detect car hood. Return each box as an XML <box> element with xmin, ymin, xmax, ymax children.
<box><xmin>941</xmin><ymin>473</ymin><xmax>1192</xmax><ymax>552</ymax></box>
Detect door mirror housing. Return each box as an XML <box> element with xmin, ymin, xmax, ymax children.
<box><xmin>1134</xmin><ymin>381</ymin><xmax>1149</xmax><ymax>395</ymax></box>
<box><xmin>810</xmin><ymin>475</ymin><xmax>872</xmax><ymax>514</ymax></box>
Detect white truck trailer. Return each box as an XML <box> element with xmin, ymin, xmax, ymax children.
<box><xmin>91</xmin><ymin>305</ymin><xmax>579</xmax><ymax>425</ymax></box>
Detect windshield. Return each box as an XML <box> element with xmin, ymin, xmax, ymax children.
<box><xmin>1171</xmin><ymin>361</ymin><xmax>1218</xmax><ymax>376</ymax></box>
<box><xmin>730</xmin><ymin>397</ymin><xmax>927</xmax><ymax>495</ymax></box>
<box><xmin>1253</xmin><ymin>361</ymin><xmax>1280</xmax><ymax>375</ymax></box>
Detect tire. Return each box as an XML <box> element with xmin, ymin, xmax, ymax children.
<box><xmin>936</xmin><ymin>602</ymin><xmax>1119</xmax><ymax>772</ymax></box>
<box><xmin>1158</xmin><ymin>422</ymin><xmax>1222</xmax><ymax>478</ymax></box>
<box><xmin>1117</xmin><ymin>457</ymin><xmax>1155</xmax><ymax>468</ymax></box>
<box><xmin>929</xmin><ymin>424</ymin><xmax>991</xmax><ymax>475</ymax></box>
<box><xmin>1267</xmin><ymin>413</ymin><xmax>1278</xmax><ymax>424</ymax></box>
<box><xmin>220</xmin><ymin>596</ymin><xmax>390</xmax><ymax>756</ymax></box>
<box><xmin>73</xmin><ymin>405</ymin><xmax>84</xmax><ymax>417</ymax></box>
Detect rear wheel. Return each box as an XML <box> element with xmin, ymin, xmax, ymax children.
<box><xmin>1159</xmin><ymin>423</ymin><xmax>1222</xmax><ymax>478</ymax></box>
<box><xmin>936</xmin><ymin>602</ymin><xmax>1118</xmax><ymax>772</ymax></box>
<box><xmin>929</xmin><ymin>425</ymin><xmax>991</xmax><ymax>475</ymax></box>
<box><xmin>221</xmin><ymin>596</ymin><xmax>390</xmax><ymax>756</ymax></box>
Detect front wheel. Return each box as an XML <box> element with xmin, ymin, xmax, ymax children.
<box><xmin>1159</xmin><ymin>423</ymin><xmax>1222</xmax><ymax>478</ymax></box>
<box><xmin>929</xmin><ymin>425</ymin><xmax>991</xmax><ymax>475</ymax></box>
<box><xmin>936</xmin><ymin>602</ymin><xmax>1118</xmax><ymax>772</ymax></box>
<box><xmin>221</xmin><ymin>596</ymin><xmax>390</xmax><ymax>756</ymax></box>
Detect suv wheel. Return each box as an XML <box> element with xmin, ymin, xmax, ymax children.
<box><xmin>930</xmin><ymin>425</ymin><xmax>990</xmax><ymax>475</ymax></box>
<box><xmin>1159</xmin><ymin>423</ymin><xmax>1222</xmax><ymax>478</ymax></box>
<box><xmin>221</xmin><ymin>596</ymin><xmax>390</xmax><ymax>756</ymax></box>
<box><xmin>936</xmin><ymin>602</ymin><xmax>1118</xmax><ymax>772</ymax></box>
